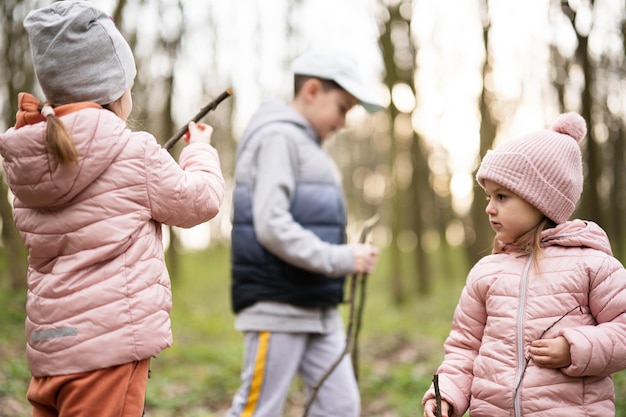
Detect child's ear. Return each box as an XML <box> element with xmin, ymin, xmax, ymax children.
<box><xmin>300</xmin><ymin>78</ymin><xmax>322</xmax><ymax>101</ymax></box>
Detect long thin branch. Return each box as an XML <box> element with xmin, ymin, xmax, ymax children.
<box><xmin>350</xmin><ymin>272</ymin><xmax>367</xmax><ymax>382</ymax></box>
<box><xmin>302</xmin><ymin>276</ymin><xmax>357</xmax><ymax>417</ymax></box>
<box><xmin>433</xmin><ymin>374</ymin><xmax>442</xmax><ymax>417</ymax></box>
<box><xmin>302</xmin><ymin>214</ymin><xmax>380</xmax><ymax>417</ymax></box>
<box><xmin>350</xmin><ymin>214</ymin><xmax>380</xmax><ymax>381</ymax></box>
<box><xmin>512</xmin><ymin>305</ymin><xmax>583</xmax><ymax>405</ymax></box>
<box><xmin>163</xmin><ymin>88</ymin><xmax>232</xmax><ymax>150</ymax></box>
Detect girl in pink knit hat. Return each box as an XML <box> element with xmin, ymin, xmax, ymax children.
<box><xmin>422</xmin><ymin>113</ymin><xmax>626</xmax><ymax>417</ymax></box>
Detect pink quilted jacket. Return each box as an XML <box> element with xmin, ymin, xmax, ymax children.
<box><xmin>423</xmin><ymin>220</ymin><xmax>626</xmax><ymax>416</ymax></box>
<box><xmin>0</xmin><ymin>97</ymin><xmax>224</xmax><ymax>376</ymax></box>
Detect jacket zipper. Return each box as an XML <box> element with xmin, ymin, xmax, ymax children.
<box><xmin>512</xmin><ymin>255</ymin><xmax>533</xmax><ymax>417</ymax></box>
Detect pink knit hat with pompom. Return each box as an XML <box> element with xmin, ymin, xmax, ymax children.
<box><xmin>476</xmin><ymin>112</ymin><xmax>586</xmax><ymax>224</ymax></box>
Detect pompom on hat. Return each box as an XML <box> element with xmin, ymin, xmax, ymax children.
<box><xmin>24</xmin><ymin>0</ymin><xmax>136</xmax><ymax>105</ymax></box>
<box><xmin>476</xmin><ymin>112</ymin><xmax>586</xmax><ymax>224</ymax></box>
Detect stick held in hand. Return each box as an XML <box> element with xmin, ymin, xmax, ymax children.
<box><xmin>434</xmin><ymin>374</ymin><xmax>442</xmax><ymax>417</ymax></box>
<box><xmin>163</xmin><ymin>88</ymin><xmax>233</xmax><ymax>151</ymax></box>
<box><xmin>302</xmin><ymin>213</ymin><xmax>379</xmax><ymax>417</ymax></box>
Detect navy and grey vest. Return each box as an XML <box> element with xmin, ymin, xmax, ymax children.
<box><xmin>231</xmin><ymin>181</ymin><xmax>347</xmax><ymax>313</ymax></box>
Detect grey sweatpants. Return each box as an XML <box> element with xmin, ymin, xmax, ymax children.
<box><xmin>226</xmin><ymin>330</ymin><xmax>360</xmax><ymax>417</ymax></box>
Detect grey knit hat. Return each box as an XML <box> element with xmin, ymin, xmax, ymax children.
<box><xmin>24</xmin><ymin>0</ymin><xmax>136</xmax><ymax>105</ymax></box>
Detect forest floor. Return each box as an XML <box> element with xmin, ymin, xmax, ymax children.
<box><xmin>2</xmin><ymin>246</ymin><xmax>626</xmax><ymax>416</ymax></box>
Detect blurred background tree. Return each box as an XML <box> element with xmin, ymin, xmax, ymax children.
<box><xmin>2</xmin><ymin>1</ymin><xmax>626</xmax><ymax>415</ymax></box>
<box><xmin>0</xmin><ymin>0</ymin><xmax>625</xmax><ymax>297</ymax></box>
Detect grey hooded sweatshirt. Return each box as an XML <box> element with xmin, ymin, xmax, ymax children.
<box><xmin>231</xmin><ymin>99</ymin><xmax>356</xmax><ymax>333</ymax></box>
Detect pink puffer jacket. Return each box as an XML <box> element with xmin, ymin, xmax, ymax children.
<box><xmin>423</xmin><ymin>220</ymin><xmax>626</xmax><ymax>416</ymax></box>
<box><xmin>0</xmin><ymin>96</ymin><xmax>224</xmax><ymax>376</ymax></box>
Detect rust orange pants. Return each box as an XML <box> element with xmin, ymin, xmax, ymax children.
<box><xmin>27</xmin><ymin>359</ymin><xmax>150</xmax><ymax>417</ymax></box>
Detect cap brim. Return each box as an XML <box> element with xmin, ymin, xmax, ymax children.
<box><xmin>359</xmin><ymin>100</ymin><xmax>384</xmax><ymax>113</ymax></box>
<box><xmin>335</xmin><ymin>78</ymin><xmax>384</xmax><ymax>113</ymax></box>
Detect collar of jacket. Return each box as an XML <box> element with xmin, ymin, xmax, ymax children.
<box><xmin>14</xmin><ymin>92</ymin><xmax>102</xmax><ymax>129</ymax></box>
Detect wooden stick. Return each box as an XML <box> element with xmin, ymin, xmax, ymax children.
<box><xmin>163</xmin><ymin>88</ymin><xmax>233</xmax><ymax>150</ymax></box>
<box><xmin>302</xmin><ymin>214</ymin><xmax>379</xmax><ymax>417</ymax></box>
<box><xmin>350</xmin><ymin>214</ymin><xmax>380</xmax><ymax>381</ymax></box>
<box><xmin>302</xmin><ymin>279</ymin><xmax>356</xmax><ymax>417</ymax></box>
<box><xmin>434</xmin><ymin>374</ymin><xmax>442</xmax><ymax>417</ymax></box>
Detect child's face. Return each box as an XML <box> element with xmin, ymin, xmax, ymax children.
<box><xmin>307</xmin><ymin>85</ymin><xmax>359</xmax><ymax>140</ymax></box>
<box><xmin>483</xmin><ymin>179</ymin><xmax>544</xmax><ymax>244</ymax></box>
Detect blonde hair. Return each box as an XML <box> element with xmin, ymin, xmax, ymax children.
<box><xmin>493</xmin><ymin>217</ymin><xmax>556</xmax><ymax>268</ymax></box>
<box><xmin>40</xmin><ymin>104</ymin><xmax>78</xmax><ymax>164</ymax></box>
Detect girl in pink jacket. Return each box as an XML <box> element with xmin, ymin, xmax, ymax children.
<box><xmin>0</xmin><ymin>1</ymin><xmax>224</xmax><ymax>416</ymax></box>
<box><xmin>423</xmin><ymin>113</ymin><xmax>626</xmax><ymax>417</ymax></box>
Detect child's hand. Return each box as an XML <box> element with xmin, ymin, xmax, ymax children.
<box><xmin>529</xmin><ymin>336</ymin><xmax>572</xmax><ymax>368</ymax></box>
<box><xmin>352</xmin><ymin>244</ymin><xmax>379</xmax><ymax>274</ymax></box>
<box><xmin>424</xmin><ymin>398</ymin><xmax>452</xmax><ymax>417</ymax></box>
<box><xmin>185</xmin><ymin>121</ymin><xmax>213</xmax><ymax>145</ymax></box>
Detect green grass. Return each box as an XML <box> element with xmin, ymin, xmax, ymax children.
<box><xmin>148</xmin><ymin>245</ymin><xmax>463</xmax><ymax>416</ymax></box>
<box><xmin>2</xmin><ymin>245</ymin><xmax>626</xmax><ymax>416</ymax></box>
<box><xmin>0</xmin><ymin>288</ymin><xmax>30</xmax><ymax>417</ymax></box>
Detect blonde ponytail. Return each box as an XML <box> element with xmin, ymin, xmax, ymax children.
<box><xmin>40</xmin><ymin>104</ymin><xmax>78</xmax><ymax>164</ymax></box>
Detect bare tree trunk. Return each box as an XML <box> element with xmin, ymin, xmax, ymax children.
<box><xmin>411</xmin><ymin>135</ymin><xmax>433</xmax><ymax>295</ymax></box>
<box><xmin>614</xmin><ymin>14</ymin><xmax>626</xmax><ymax>261</ymax></box>
<box><xmin>0</xmin><ymin>179</ymin><xmax>27</xmax><ymax>289</ymax></box>
<box><xmin>161</xmin><ymin>71</ymin><xmax>181</xmax><ymax>278</ymax></box>
<box><xmin>378</xmin><ymin>0</ymin><xmax>406</xmax><ymax>303</ymax></box>
<box><xmin>378</xmin><ymin>0</ymin><xmax>434</xmax><ymax>297</ymax></box>
<box><xmin>559</xmin><ymin>2</ymin><xmax>602</xmax><ymax>225</ymax></box>
<box><xmin>577</xmin><ymin>35</ymin><xmax>600</xmax><ymax>224</ymax></box>
<box><xmin>0</xmin><ymin>0</ymin><xmax>37</xmax><ymax>289</ymax></box>
<box><xmin>117</xmin><ymin>0</ymin><xmax>187</xmax><ymax>276</ymax></box>
<box><xmin>610</xmin><ymin>122</ymin><xmax>625</xmax><ymax>260</ymax></box>
<box><xmin>466</xmin><ymin>0</ymin><xmax>496</xmax><ymax>266</ymax></box>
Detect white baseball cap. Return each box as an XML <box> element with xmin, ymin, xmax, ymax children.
<box><xmin>291</xmin><ymin>50</ymin><xmax>384</xmax><ymax>113</ymax></box>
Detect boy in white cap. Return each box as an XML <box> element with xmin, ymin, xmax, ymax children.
<box><xmin>0</xmin><ymin>1</ymin><xmax>225</xmax><ymax>416</ymax></box>
<box><xmin>227</xmin><ymin>50</ymin><xmax>383</xmax><ymax>417</ymax></box>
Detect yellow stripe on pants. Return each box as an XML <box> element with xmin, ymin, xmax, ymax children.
<box><xmin>241</xmin><ymin>331</ymin><xmax>271</xmax><ymax>417</ymax></box>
